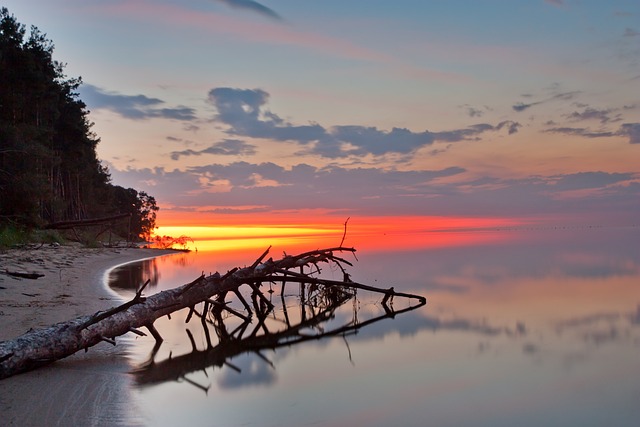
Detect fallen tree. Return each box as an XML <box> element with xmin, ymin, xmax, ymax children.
<box><xmin>0</xmin><ymin>246</ymin><xmax>426</xmax><ymax>380</ymax></box>
<box><xmin>45</xmin><ymin>213</ymin><xmax>134</xmax><ymax>246</ymax></box>
<box><xmin>44</xmin><ymin>213</ymin><xmax>132</xmax><ymax>230</ymax></box>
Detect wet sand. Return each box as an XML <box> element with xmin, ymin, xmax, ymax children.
<box><xmin>0</xmin><ymin>245</ymin><xmax>177</xmax><ymax>426</ymax></box>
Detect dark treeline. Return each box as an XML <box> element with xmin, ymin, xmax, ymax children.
<box><xmin>0</xmin><ymin>8</ymin><xmax>156</xmax><ymax>241</ymax></box>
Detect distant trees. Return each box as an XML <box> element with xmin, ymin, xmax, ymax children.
<box><xmin>111</xmin><ymin>186</ymin><xmax>158</xmax><ymax>241</ymax></box>
<box><xmin>153</xmin><ymin>234</ymin><xmax>194</xmax><ymax>250</ymax></box>
<box><xmin>0</xmin><ymin>8</ymin><xmax>157</xmax><ymax>241</ymax></box>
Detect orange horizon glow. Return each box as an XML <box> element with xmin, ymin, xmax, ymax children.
<box><xmin>153</xmin><ymin>213</ymin><xmax>533</xmax><ymax>253</ymax></box>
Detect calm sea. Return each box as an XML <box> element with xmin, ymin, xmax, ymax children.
<box><xmin>108</xmin><ymin>225</ymin><xmax>640</xmax><ymax>427</ymax></box>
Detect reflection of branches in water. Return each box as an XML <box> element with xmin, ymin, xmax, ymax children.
<box><xmin>132</xmin><ymin>283</ymin><xmax>425</xmax><ymax>389</ymax></box>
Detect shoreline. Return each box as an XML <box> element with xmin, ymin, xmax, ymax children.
<box><xmin>99</xmin><ymin>252</ymin><xmax>176</xmax><ymax>302</ymax></box>
<box><xmin>0</xmin><ymin>244</ymin><xmax>178</xmax><ymax>426</ymax></box>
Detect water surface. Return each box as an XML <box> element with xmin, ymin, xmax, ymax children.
<box><xmin>109</xmin><ymin>226</ymin><xmax>640</xmax><ymax>427</ymax></box>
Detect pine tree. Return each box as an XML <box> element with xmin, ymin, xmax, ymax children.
<box><xmin>0</xmin><ymin>7</ymin><xmax>157</xmax><ymax>240</ymax></box>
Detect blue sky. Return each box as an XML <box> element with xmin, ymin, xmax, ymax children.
<box><xmin>3</xmin><ymin>0</ymin><xmax>639</xmax><ymax>225</ymax></box>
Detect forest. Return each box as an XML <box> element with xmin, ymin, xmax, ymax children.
<box><xmin>0</xmin><ymin>8</ymin><xmax>156</xmax><ymax>243</ymax></box>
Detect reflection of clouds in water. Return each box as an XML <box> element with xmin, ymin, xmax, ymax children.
<box><xmin>495</xmin><ymin>304</ymin><xmax>640</xmax><ymax>374</ymax></box>
<box><xmin>422</xmin><ymin>316</ymin><xmax>504</xmax><ymax>336</ymax></box>
<box><xmin>361</xmin><ymin>228</ymin><xmax>640</xmax><ymax>291</ymax></box>
<box><xmin>630</xmin><ymin>305</ymin><xmax>640</xmax><ymax>325</ymax></box>
<box><xmin>217</xmin><ymin>353</ymin><xmax>277</xmax><ymax>389</ymax></box>
<box><xmin>340</xmin><ymin>310</ymin><xmax>522</xmax><ymax>343</ymax></box>
<box><xmin>554</xmin><ymin>307</ymin><xmax>640</xmax><ymax>347</ymax></box>
<box><xmin>583</xmin><ymin>326</ymin><xmax>623</xmax><ymax>345</ymax></box>
<box><xmin>456</xmin><ymin>242</ymin><xmax>638</xmax><ymax>284</ymax></box>
<box><xmin>522</xmin><ymin>342</ymin><xmax>539</xmax><ymax>354</ymax></box>
<box><xmin>439</xmin><ymin>303</ymin><xmax>640</xmax><ymax>369</ymax></box>
<box><xmin>541</xmin><ymin>305</ymin><xmax>640</xmax><ymax>370</ymax></box>
<box><xmin>559</xmin><ymin>253</ymin><xmax>639</xmax><ymax>279</ymax></box>
<box><xmin>555</xmin><ymin>312</ymin><xmax>622</xmax><ymax>331</ymax></box>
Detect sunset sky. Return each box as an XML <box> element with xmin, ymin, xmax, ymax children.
<box><xmin>5</xmin><ymin>0</ymin><xmax>640</xmax><ymax>230</ymax></box>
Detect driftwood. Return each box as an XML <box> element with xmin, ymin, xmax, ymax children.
<box><xmin>2</xmin><ymin>270</ymin><xmax>45</xmax><ymax>280</ymax></box>
<box><xmin>45</xmin><ymin>213</ymin><xmax>133</xmax><ymax>247</ymax></box>
<box><xmin>0</xmin><ymin>246</ymin><xmax>426</xmax><ymax>380</ymax></box>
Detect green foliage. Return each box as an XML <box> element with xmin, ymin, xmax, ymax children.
<box><xmin>0</xmin><ymin>224</ymin><xmax>67</xmax><ymax>249</ymax></box>
<box><xmin>0</xmin><ymin>224</ymin><xmax>28</xmax><ymax>248</ymax></box>
<box><xmin>30</xmin><ymin>229</ymin><xmax>65</xmax><ymax>245</ymax></box>
<box><xmin>0</xmin><ymin>8</ymin><xmax>158</xmax><ymax>239</ymax></box>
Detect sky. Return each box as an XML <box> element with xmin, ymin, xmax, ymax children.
<box><xmin>4</xmin><ymin>0</ymin><xmax>640</xmax><ymax>230</ymax></box>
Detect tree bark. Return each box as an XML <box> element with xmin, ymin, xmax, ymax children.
<box><xmin>0</xmin><ymin>246</ymin><xmax>425</xmax><ymax>380</ymax></box>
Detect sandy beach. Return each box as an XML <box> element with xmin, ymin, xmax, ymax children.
<box><xmin>0</xmin><ymin>244</ymin><xmax>177</xmax><ymax>426</ymax></box>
